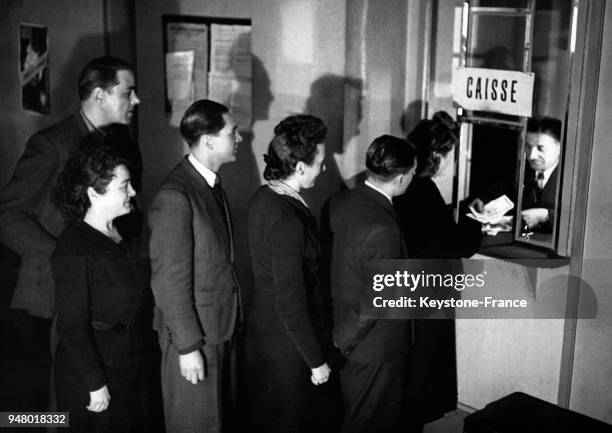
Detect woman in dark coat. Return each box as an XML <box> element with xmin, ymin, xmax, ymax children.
<box><xmin>51</xmin><ymin>146</ymin><xmax>147</xmax><ymax>433</ymax></box>
<box><xmin>246</xmin><ymin>114</ymin><xmax>338</xmax><ymax>433</ymax></box>
<box><xmin>394</xmin><ymin>111</ymin><xmax>482</xmax><ymax>430</ymax></box>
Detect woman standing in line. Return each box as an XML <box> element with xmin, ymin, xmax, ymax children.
<box><xmin>51</xmin><ymin>146</ymin><xmax>147</xmax><ymax>433</ymax></box>
<box><xmin>394</xmin><ymin>111</ymin><xmax>482</xmax><ymax>432</ymax></box>
<box><xmin>246</xmin><ymin>114</ymin><xmax>338</xmax><ymax>433</ymax></box>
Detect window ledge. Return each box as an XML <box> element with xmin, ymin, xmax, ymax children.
<box><xmin>475</xmin><ymin>232</ymin><xmax>570</xmax><ymax>268</ymax></box>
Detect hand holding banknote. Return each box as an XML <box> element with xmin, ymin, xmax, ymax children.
<box><xmin>467</xmin><ymin>195</ymin><xmax>514</xmax><ymax>235</ymax></box>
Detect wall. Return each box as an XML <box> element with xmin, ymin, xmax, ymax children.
<box><xmin>569</xmin><ymin>0</ymin><xmax>612</xmax><ymax>423</ymax></box>
<box><xmin>134</xmin><ymin>0</ymin><xmax>250</xmax><ymax>212</ymax></box>
<box><xmin>456</xmin><ymin>261</ymin><xmax>567</xmax><ymax>409</ymax></box>
<box><xmin>134</xmin><ymin>0</ymin><xmax>349</xmax><ymax>281</ymax></box>
<box><xmin>0</xmin><ymin>0</ymin><xmax>110</xmax><ymax>188</ymax></box>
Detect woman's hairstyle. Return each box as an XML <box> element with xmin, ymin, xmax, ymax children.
<box><xmin>180</xmin><ymin>99</ymin><xmax>229</xmax><ymax>147</ymax></box>
<box><xmin>408</xmin><ymin>111</ymin><xmax>459</xmax><ymax>178</ymax></box>
<box><xmin>365</xmin><ymin>135</ymin><xmax>416</xmax><ymax>181</ymax></box>
<box><xmin>52</xmin><ymin>145</ymin><xmax>129</xmax><ymax>222</ymax></box>
<box><xmin>527</xmin><ymin>116</ymin><xmax>561</xmax><ymax>142</ymax></box>
<box><xmin>263</xmin><ymin>114</ymin><xmax>327</xmax><ymax>181</ymax></box>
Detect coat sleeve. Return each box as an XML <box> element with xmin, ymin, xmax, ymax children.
<box><xmin>53</xmin><ymin>240</ymin><xmax>106</xmax><ymax>392</ymax></box>
<box><xmin>333</xmin><ymin>223</ymin><xmax>403</xmax><ymax>355</ymax></box>
<box><xmin>149</xmin><ymin>188</ymin><xmax>205</xmax><ymax>352</ymax></box>
<box><xmin>424</xmin><ymin>187</ymin><xmax>482</xmax><ymax>258</ymax></box>
<box><xmin>0</xmin><ymin>132</ymin><xmax>58</xmax><ymax>256</ymax></box>
<box><xmin>267</xmin><ymin>217</ymin><xmax>326</xmax><ymax>369</ymax></box>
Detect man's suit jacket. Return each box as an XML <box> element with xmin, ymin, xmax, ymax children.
<box><xmin>324</xmin><ymin>183</ymin><xmax>412</xmax><ymax>364</ymax></box>
<box><xmin>0</xmin><ymin>113</ymin><xmax>141</xmax><ymax>318</ymax></box>
<box><xmin>149</xmin><ymin>157</ymin><xmax>239</xmax><ymax>353</ymax></box>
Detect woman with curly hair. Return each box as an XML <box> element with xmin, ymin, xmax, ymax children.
<box><xmin>246</xmin><ymin>114</ymin><xmax>339</xmax><ymax>433</ymax></box>
<box><xmin>394</xmin><ymin>111</ymin><xmax>482</xmax><ymax>432</ymax></box>
<box><xmin>51</xmin><ymin>146</ymin><xmax>146</xmax><ymax>433</ymax></box>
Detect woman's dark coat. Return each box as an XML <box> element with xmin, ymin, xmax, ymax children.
<box><xmin>51</xmin><ymin>221</ymin><xmax>148</xmax><ymax>433</ymax></box>
<box><xmin>394</xmin><ymin>176</ymin><xmax>482</xmax><ymax>424</ymax></box>
<box><xmin>245</xmin><ymin>186</ymin><xmax>338</xmax><ymax>433</ymax></box>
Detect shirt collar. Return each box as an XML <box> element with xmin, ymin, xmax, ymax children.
<box><xmin>80</xmin><ymin>110</ymin><xmax>106</xmax><ymax>136</ymax></box>
<box><xmin>364</xmin><ymin>180</ymin><xmax>393</xmax><ymax>204</ymax></box>
<box><xmin>187</xmin><ymin>154</ymin><xmax>217</xmax><ymax>188</ymax></box>
<box><xmin>538</xmin><ymin>162</ymin><xmax>558</xmax><ymax>186</ymax></box>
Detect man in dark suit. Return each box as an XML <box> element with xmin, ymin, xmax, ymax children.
<box><xmin>149</xmin><ymin>99</ymin><xmax>242</xmax><ymax>433</ymax></box>
<box><xmin>468</xmin><ymin>116</ymin><xmax>561</xmax><ymax>235</ymax></box>
<box><xmin>520</xmin><ymin>117</ymin><xmax>561</xmax><ymax>233</ymax></box>
<box><xmin>0</xmin><ymin>56</ymin><xmax>140</xmax><ymax>412</ymax></box>
<box><xmin>324</xmin><ymin>135</ymin><xmax>417</xmax><ymax>433</ymax></box>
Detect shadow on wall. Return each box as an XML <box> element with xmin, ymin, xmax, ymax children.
<box><xmin>219</xmin><ymin>31</ymin><xmax>274</xmax><ymax>214</ymax></box>
<box><xmin>401</xmin><ymin>99</ymin><xmax>426</xmax><ymax>137</ymax></box>
<box><xmin>302</xmin><ymin>74</ymin><xmax>363</xmax><ymax>219</ymax></box>
<box><xmin>0</xmin><ymin>123</ymin><xmax>19</xmax><ymax>189</ymax></box>
<box><xmin>0</xmin><ymin>31</ymin><xmax>108</xmax><ymax>189</ymax></box>
<box><xmin>341</xmin><ymin>98</ymin><xmax>427</xmax><ymax>189</ymax></box>
<box><xmin>217</xmin><ymin>52</ymin><xmax>274</xmax><ymax>433</ymax></box>
<box><xmin>220</xmin><ymin>54</ymin><xmax>273</xmax><ymax>267</ymax></box>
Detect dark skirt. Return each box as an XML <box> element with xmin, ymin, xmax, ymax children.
<box><xmin>405</xmin><ymin>319</ymin><xmax>458</xmax><ymax>423</ymax></box>
<box><xmin>245</xmin><ymin>328</ymin><xmax>343</xmax><ymax>433</ymax></box>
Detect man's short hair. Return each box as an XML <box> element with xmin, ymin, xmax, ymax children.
<box><xmin>527</xmin><ymin>116</ymin><xmax>562</xmax><ymax>142</ymax></box>
<box><xmin>78</xmin><ymin>56</ymin><xmax>134</xmax><ymax>101</ymax></box>
<box><xmin>180</xmin><ymin>99</ymin><xmax>229</xmax><ymax>147</ymax></box>
<box><xmin>366</xmin><ymin>135</ymin><xmax>416</xmax><ymax>181</ymax></box>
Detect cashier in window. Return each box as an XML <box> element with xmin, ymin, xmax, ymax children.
<box><xmin>471</xmin><ymin>116</ymin><xmax>561</xmax><ymax>233</ymax></box>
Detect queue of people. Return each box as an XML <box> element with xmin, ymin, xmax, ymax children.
<box><xmin>0</xmin><ymin>55</ymin><xmax>483</xmax><ymax>433</ymax></box>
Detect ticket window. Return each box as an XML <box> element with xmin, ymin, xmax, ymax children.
<box><xmin>450</xmin><ymin>0</ymin><xmax>576</xmax><ymax>255</ymax></box>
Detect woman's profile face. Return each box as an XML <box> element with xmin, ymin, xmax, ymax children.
<box><xmin>434</xmin><ymin>148</ymin><xmax>454</xmax><ymax>178</ymax></box>
<box><xmin>298</xmin><ymin>143</ymin><xmax>326</xmax><ymax>189</ymax></box>
<box><xmin>90</xmin><ymin>164</ymin><xmax>136</xmax><ymax>219</ymax></box>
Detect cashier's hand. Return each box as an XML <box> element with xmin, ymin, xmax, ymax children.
<box><xmin>311</xmin><ymin>362</ymin><xmax>331</xmax><ymax>386</ymax></box>
<box><xmin>521</xmin><ymin>208</ymin><xmax>549</xmax><ymax>228</ymax></box>
<box><xmin>468</xmin><ymin>198</ymin><xmax>485</xmax><ymax>213</ymax></box>
<box><xmin>87</xmin><ymin>385</ymin><xmax>110</xmax><ymax>412</ymax></box>
<box><xmin>180</xmin><ymin>350</ymin><xmax>205</xmax><ymax>384</ymax></box>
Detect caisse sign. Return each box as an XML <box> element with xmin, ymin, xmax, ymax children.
<box><xmin>452</xmin><ymin>67</ymin><xmax>535</xmax><ymax>117</ymax></box>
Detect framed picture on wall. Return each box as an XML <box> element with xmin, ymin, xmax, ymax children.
<box><xmin>162</xmin><ymin>15</ymin><xmax>252</xmax><ymax>130</ymax></box>
<box><xmin>20</xmin><ymin>23</ymin><xmax>50</xmax><ymax>114</ymax></box>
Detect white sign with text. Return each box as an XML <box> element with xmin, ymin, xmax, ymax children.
<box><xmin>452</xmin><ymin>67</ymin><xmax>535</xmax><ymax>117</ymax></box>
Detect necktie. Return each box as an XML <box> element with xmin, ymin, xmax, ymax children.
<box><xmin>211</xmin><ymin>178</ymin><xmax>225</xmax><ymax>212</ymax></box>
<box><xmin>536</xmin><ymin>171</ymin><xmax>545</xmax><ymax>189</ymax></box>
<box><xmin>212</xmin><ymin>177</ymin><xmax>234</xmax><ymax>261</ymax></box>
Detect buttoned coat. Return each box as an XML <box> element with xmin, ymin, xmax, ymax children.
<box><xmin>246</xmin><ymin>186</ymin><xmax>339</xmax><ymax>433</ymax></box>
<box><xmin>395</xmin><ymin>176</ymin><xmax>482</xmax><ymax>425</ymax></box>
<box><xmin>52</xmin><ymin>221</ymin><xmax>147</xmax><ymax>433</ymax></box>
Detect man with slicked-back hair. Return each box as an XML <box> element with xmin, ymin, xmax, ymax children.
<box><xmin>149</xmin><ymin>99</ymin><xmax>243</xmax><ymax>433</ymax></box>
<box><xmin>324</xmin><ymin>135</ymin><xmax>418</xmax><ymax>433</ymax></box>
